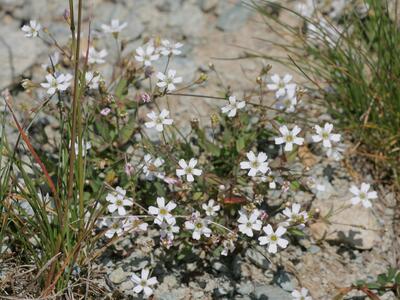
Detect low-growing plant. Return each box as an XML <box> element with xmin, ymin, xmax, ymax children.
<box><xmin>0</xmin><ymin>0</ymin><xmax>390</xmax><ymax>298</ymax></box>
<box><xmin>248</xmin><ymin>0</ymin><xmax>400</xmax><ymax>182</ymax></box>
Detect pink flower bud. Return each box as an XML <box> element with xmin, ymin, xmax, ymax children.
<box><xmin>124</xmin><ymin>163</ymin><xmax>134</xmax><ymax>177</ymax></box>
<box><xmin>100</xmin><ymin>107</ymin><xmax>111</xmax><ymax>116</ymax></box>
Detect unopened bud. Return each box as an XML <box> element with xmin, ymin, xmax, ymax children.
<box><xmin>208</xmin><ymin>62</ymin><xmax>215</xmax><ymax>70</ymax></box>
<box><xmin>21</xmin><ymin>79</ymin><xmax>35</xmax><ymax>90</ymax></box>
<box><xmin>197</xmin><ymin>73</ymin><xmax>208</xmax><ymax>83</ymax></box>
<box><xmin>256</xmin><ymin>76</ymin><xmax>262</xmax><ymax>84</ymax></box>
<box><xmin>64</xmin><ymin>9</ymin><xmax>71</xmax><ymax>25</ymax></box>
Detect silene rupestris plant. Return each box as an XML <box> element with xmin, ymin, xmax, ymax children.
<box><xmin>0</xmin><ymin>0</ymin><xmax>391</xmax><ymax>298</ymax></box>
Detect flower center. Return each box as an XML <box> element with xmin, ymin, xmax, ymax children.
<box><xmin>270</xmin><ymin>234</ymin><xmax>278</xmax><ymax>242</ymax></box>
<box><xmin>140</xmin><ymin>279</ymin><xmax>147</xmax><ymax>286</ymax></box>
<box><xmin>246</xmin><ymin>222</ymin><xmax>253</xmax><ymax>228</ymax></box>
<box><xmin>112</xmin><ymin>223</ymin><xmax>119</xmax><ymax>229</ymax></box>
<box><xmin>159</xmin><ymin>208</ymin><xmax>167</xmax><ymax>216</ymax></box>
<box><xmin>251</xmin><ymin>161</ymin><xmax>260</xmax><ymax>168</ymax></box>
<box><xmin>185</xmin><ymin>167</ymin><xmax>193</xmax><ymax>174</ymax></box>
<box><xmin>278</xmin><ymin>81</ymin><xmax>285</xmax><ymax>89</ymax></box>
<box><xmin>116</xmin><ymin>199</ymin><xmax>123</xmax><ymax>206</ymax></box>
<box><xmin>322</xmin><ymin>132</ymin><xmax>329</xmax><ymax>139</ymax></box>
<box><xmin>195</xmin><ymin>222</ymin><xmax>203</xmax><ymax>229</ymax></box>
<box><xmin>285</xmin><ymin>134</ymin><xmax>294</xmax><ymax>142</ymax></box>
<box><xmin>156</xmin><ymin>117</ymin><xmax>163</xmax><ymax>124</ymax></box>
<box><xmin>360</xmin><ymin>192</ymin><xmax>366</xmax><ymax>199</ymax></box>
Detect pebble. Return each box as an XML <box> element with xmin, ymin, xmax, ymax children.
<box><xmin>252</xmin><ymin>284</ymin><xmax>292</xmax><ymax>300</ymax></box>
<box><xmin>216</xmin><ymin>3</ymin><xmax>252</xmax><ymax>32</ymax></box>
<box><xmin>246</xmin><ymin>248</ymin><xmax>270</xmax><ymax>270</ymax></box>
<box><xmin>109</xmin><ymin>267</ymin><xmax>128</xmax><ymax>284</ymax></box>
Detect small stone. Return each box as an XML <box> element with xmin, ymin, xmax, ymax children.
<box><xmin>212</xmin><ymin>261</ymin><xmax>229</xmax><ymax>273</ymax></box>
<box><xmin>252</xmin><ymin>284</ymin><xmax>292</xmax><ymax>300</ymax></box>
<box><xmin>216</xmin><ymin>3</ymin><xmax>252</xmax><ymax>32</ymax></box>
<box><xmin>246</xmin><ymin>248</ymin><xmax>270</xmax><ymax>269</ymax></box>
<box><xmin>109</xmin><ymin>267</ymin><xmax>128</xmax><ymax>284</ymax></box>
<box><xmin>120</xmin><ymin>280</ymin><xmax>134</xmax><ymax>292</ymax></box>
<box><xmin>236</xmin><ymin>281</ymin><xmax>255</xmax><ymax>296</ymax></box>
<box><xmin>156</xmin><ymin>0</ymin><xmax>182</xmax><ymax>12</ymax></box>
<box><xmin>274</xmin><ymin>269</ymin><xmax>295</xmax><ymax>292</ymax></box>
<box><xmin>198</xmin><ymin>0</ymin><xmax>218</xmax><ymax>12</ymax></box>
<box><xmin>308</xmin><ymin>245</ymin><xmax>321</xmax><ymax>254</ymax></box>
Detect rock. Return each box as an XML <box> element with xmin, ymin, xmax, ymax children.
<box><xmin>236</xmin><ymin>281</ymin><xmax>255</xmax><ymax>296</ymax></box>
<box><xmin>212</xmin><ymin>261</ymin><xmax>229</xmax><ymax>273</ymax></box>
<box><xmin>109</xmin><ymin>267</ymin><xmax>128</xmax><ymax>284</ymax></box>
<box><xmin>167</xmin><ymin>3</ymin><xmax>207</xmax><ymax>37</ymax></box>
<box><xmin>156</xmin><ymin>0</ymin><xmax>182</xmax><ymax>12</ymax></box>
<box><xmin>213</xmin><ymin>280</ymin><xmax>234</xmax><ymax>298</ymax></box>
<box><xmin>252</xmin><ymin>284</ymin><xmax>292</xmax><ymax>300</ymax></box>
<box><xmin>198</xmin><ymin>0</ymin><xmax>218</xmax><ymax>12</ymax></box>
<box><xmin>154</xmin><ymin>287</ymin><xmax>189</xmax><ymax>300</ymax></box>
<box><xmin>310</xmin><ymin>194</ymin><xmax>381</xmax><ymax>249</ymax></box>
<box><xmin>246</xmin><ymin>248</ymin><xmax>270</xmax><ymax>270</ymax></box>
<box><xmin>274</xmin><ymin>269</ymin><xmax>295</xmax><ymax>292</ymax></box>
<box><xmin>216</xmin><ymin>3</ymin><xmax>252</xmax><ymax>32</ymax></box>
<box><xmin>0</xmin><ymin>24</ymin><xmax>45</xmax><ymax>90</ymax></box>
<box><xmin>120</xmin><ymin>280</ymin><xmax>134</xmax><ymax>292</ymax></box>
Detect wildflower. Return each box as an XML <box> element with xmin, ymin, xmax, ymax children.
<box><xmin>185</xmin><ymin>211</ymin><xmax>212</xmax><ymax>240</ymax></box>
<box><xmin>240</xmin><ymin>151</ymin><xmax>269</xmax><ymax>177</ymax></box>
<box><xmin>202</xmin><ymin>199</ymin><xmax>220</xmax><ymax>217</ymax></box>
<box><xmin>276</xmin><ymin>94</ymin><xmax>297</xmax><ymax>112</ymax></box>
<box><xmin>101</xmin><ymin>19</ymin><xmax>127</xmax><ymax>36</ymax></box>
<box><xmin>159</xmin><ymin>218</ymin><xmax>180</xmax><ymax>241</ymax></box>
<box><xmin>156</xmin><ymin>69</ymin><xmax>182</xmax><ymax>92</ymax></box>
<box><xmin>275</xmin><ymin>125</ymin><xmax>304</xmax><ymax>152</ymax></box>
<box><xmin>21</xmin><ymin>20</ymin><xmax>41</xmax><ymax>37</ymax></box>
<box><xmin>221</xmin><ymin>96</ymin><xmax>246</xmax><ymax>117</ymax></box>
<box><xmin>148</xmin><ymin>197</ymin><xmax>176</xmax><ymax>225</ymax></box>
<box><xmin>106</xmin><ymin>187</ymin><xmax>133</xmax><ymax>216</ymax></box>
<box><xmin>295</xmin><ymin>0</ymin><xmax>315</xmax><ymax>18</ymax></box>
<box><xmin>349</xmin><ymin>183</ymin><xmax>377</xmax><ymax>208</ymax></box>
<box><xmin>221</xmin><ymin>238</ymin><xmax>236</xmax><ymax>256</ymax></box>
<box><xmin>131</xmin><ymin>268</ymin><xmax>158</xmax><ymax>297</ymax></box>
<box><xmin>292</xmin><ymin>287</ymin><xmax>313</xmax><ymax>300</ymax></box>
<box><xmin>159</xmin><ymin>39</ymin><xmax>183</xmax><ymax>56</ymax></box>
<box><xmin>88</xmin><ymin>47</ymin><xmax>107</xmax><ymax>64</ymax></box>
<box><xmin>258</xmin><ymin>225</ymin><xmax>289</xmax><ymax>253</ymax></box>
<box><xmin>312</xmin><ymin>123</ymin><xmax>341</xmax><ymax>148</ymax></box>
<box><xmin>74</xmin><ymin>140</ymin><xmax>91</xmax><ymax>157</ymax></box>
<box><xmin>41</xmin><ymin>73</ymin><xmax>72</xmax><ymax>95</ymax></box>
<box><xmin>176</xmin><ymin>158</ymin><xmax>202</xmax><ymax>182</ymax></box>
<box><xmin>237</xmin><ymin>209</ymin><xmax>262</xmax><ymax>237</ymax></box>
<box><xmin>41</xmin><ymin>52</ymin><xmax>60</xmax><ymax>69</ymax></box>
<box><xmin>145</xmin><ymin>109</ymin><xmax>173</xmax><ymax>132</ymax></box>
<box><xmin>281</xmin><ymin>203</ymin><xmax>308</xmax><ymax>227</ymax></box>
<box><xmin>140</xmin><ymin>92</ymin><xmax>151</xmax><ymax>103</ymax></box>
<box><xmin>267</xmin><ymin>74</ymin><xmax>296</xmax><ymax>98</ymax></box>
<box><xmin>135</xmin><ymin>45</ymin><xmax>159</xmax><ymax>66</ymax></box>
<box><xmin>122</xmin><ymin>216</ymin><xmax>148</xmax><ymax>232</ymax></box>
<box><xmin>124</xmin><ymin>162</ymin><xmax>134</xmax><ymax>176</ymax></box>
<box><xmin>141</xmin><ymin>154</ymin><xmax>165</xmax><ymax>180</ymax></box>
<box><xmin>85</xmin><ymin>72</ymin><xmax>101</xmax><ymax>90</ymax></box>
<box><xmin>104</xmin><ymin>218</ymin><xmax>124</xmax><ymax>238</ymax></box>
<box><xmin>100</xmin><ymin>107</ymin><xmax>111</xmax><ymax>116</ymax></box>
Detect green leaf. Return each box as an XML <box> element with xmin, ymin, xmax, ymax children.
<box><xmin>118</xmin><ymin>119</ymin><xmax>136</xmax><ymax>145</ymax></box>
<box><xmin>288</xmin><ymin>227</ymin><xmax>305</xmax><ymax>237</ymax></box>
<box><xmin>236</xmin><ymin>136</ymin><xmax>246</xmax><ymax>152</ymax></box>
<box><xmin>115</xmin><ymin>79</ymin><xmax>128</xmax><ymax>99</ymax></box>
<box><xmin>366</xmin><ymin>283</ymin><xmax>381</xmax><ymax>290</ymax></box>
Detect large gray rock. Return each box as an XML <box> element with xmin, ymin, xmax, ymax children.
<box><xmin>216</xmin><ymin>3</ymin><xmax>252</xmax><ymax>32</ymax></box>
<box><xmin>0</xmin><ymin>24</ymin><xmax>45</xmax><ymax>90</ymax></box>
<box><xmin>310</xmin><ymin>192</ymin><xmax>381</xmax><ymax>250</ymax></box>
<box><xmin>252</xmin><ymin>284</ymin><xmax>292</xmax><ymax>300</ymax></box>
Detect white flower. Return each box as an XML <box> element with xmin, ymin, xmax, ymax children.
<box><xmin>135</xmin><ymin>45</ymin><xmax>159</xmax><ymax>66</ymax></box>
<box><xmin>240</xmin><ymin>151</ymin><xmax>269</xmax><ymax>177</ymax></box>
<box><xmin>21</xmin><ymin>20</ymin><xmax>41</xmax><ymax>37</ymax></box>
<box><xmin>85</xmin><ymin>72</ymin><xmax>101</xmax><ymax>90</ymax></box>
<box><xmin>292</xmin><ymin>287</ymin><xmax>313</xmax><ymax>300</ymax></box>
<box><xmin>221</xmin><ymin>239</ymin><xmax>235</xmax><ymax>256</ymax></box>
<box><xmin>41</xmin><ymin>73</ymin><xmax>72</xmax><ymax>95</ymax></box>
<box><xmin>106</xmin><ymin>187</ymin><xmax>133</xmax><ymax>216</ymax></box>
<box><xmin>104</xmin><ymin>218</ymin><xmax>124</xmax><ymax>238</ymax></box>
<box><xmin>122</xmin><ymin>216</ymin><xmax>148</xmax><ymax>232</ymax></box>
<box><xmin>41</xmin><ymin>52</ymin><xmax>60</xmax><ymax>69</ymax></box>
<box><xmin>349</xmin><ymin>183</ymin><xmax>377</xmax><ymax>208</ymax></box>
<box><xmin>267</xmin><ymin>74</ymin><xmax>297</xmax><ymax>99</ymax></box>
<box><xmin>281</xmin><ymin>203</ymin><xmax>308</xmax><ymax>227</ymax></box>
<box><xmin>258</xmin><ymin>225</ymin><xmax>289</xmax><ymax>253</ymax></box>
<box><xmin>131</xmin><ymin>268</ymin><xmax>158</xmax><ymax>297</ymax></box>
<box><xmin>101</xmin><ymin>19</ymin><xmax>127</xmax><ymax>35</ymax></box>
<box><xmin>221</xmin><ymin>96</ymin><xmax>246</xmax><ymax>117</ymax></box>
<box><xmin>74</xmin><ymin>140</ymin><xmax>91</xmax><ymax>157</ymax></box>
<box><xmin>145</xmin><ymin>109</ymin><xmax>173</xmax><ymax>132</ymax></box>
<box><xmin>159</xmin><ymin>39</ymin><xmax>183</xmax><ymax>56</ymax></box>
<box><xmin>295</xmin><ymin>0</ymin><xmax>315</xmax><ymax>18</ymax></box>
<box><xmin>148</xmin><ymin>197</ymin><xmax>176</xmax><ymax>225</ymax></box>
<box><xmin>276</xmin><ymin>94</ymin><xmax>297</xmax><ymax>112</ymax></box>
<box><xmin>312</xmin><ymin>123</ymin><xmax>341</xmax><ymax>148</ymax></box>
<box><xmin>88</xmin><ymin>47</ymin><xmax>107</xmax><ymax>64</ymax></box>
<box><xmin>325</xmin><ymin>143</ymin><xmax>346</xmax><ymax>161</ymax></box>
<box><xmin>185</xmin><ymin>212</ymin><xmax>212</xmax><ymax>240</ymax></box>
<box><xmin>141</xmin><ymin>154</ymin><xmax>165</xmax><ymax>180</ymax></box>
<box><xmin>159</xmin><ymin>218</ymin><xmax>180</xmax><ymax>241</ymax></box>
<box><xmin>156</xmin><ymin>69</ymin><xmax>182</xmax><ymax>92</ymax></box>
<box><xmin>275</xmin><ymin>125</ymin><xmax>304</xmax><ymax>152</ymax></box>
<box><xmin>202</xmin><ymin>199</ymin><xmax>220</xmax><ymax>217</ymax></box>
<box><xmin>176</xmin><ymin>158</ymin><xmax>202</xmax><ymax>182</ymax></box>
<box><xmin>238</xmin><ymin>209</ymin><xmax>262</xmax><ymax>237</ymax></box>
